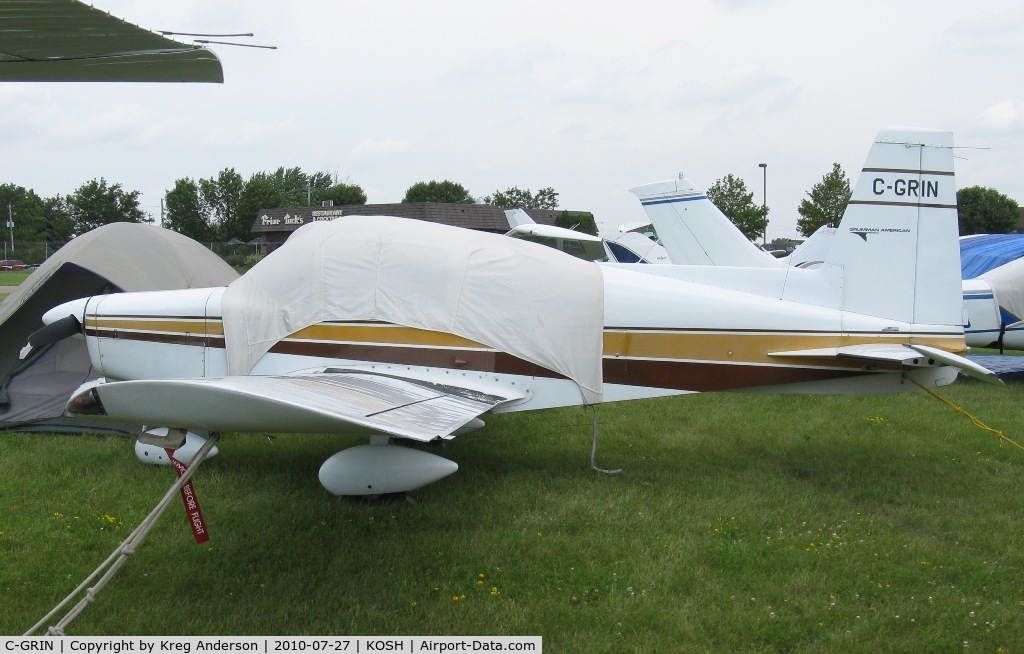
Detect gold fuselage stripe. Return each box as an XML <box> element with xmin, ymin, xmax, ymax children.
<box><xmin>83</xmin><ymin>316</ymin><xmax>966</xmax><ymax>364</ymax></box>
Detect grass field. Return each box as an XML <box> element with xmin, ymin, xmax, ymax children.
<box><xmin>0</xmin><ymin>270</ymin><xmax>31</xmax><ymax>286</ymax></box>
<box><xmin>3</xmin><ymin>380</ymin><xmax>1024</xmax><ymax>650</ymax></box>
<box><xmin>0</xmin><ymin>269</ymin><xmax>29</xmax><ymax>303</ymax></box>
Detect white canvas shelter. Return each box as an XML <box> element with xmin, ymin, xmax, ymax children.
<box><xmin>0</xmin><ymin>223</ymin><xmax>238</xmax><ymax>430</ymax></box>
<box><xmin>221</xmin><ymin>216</ymin><xmax>605</xmax><ymax>404</ymax></box>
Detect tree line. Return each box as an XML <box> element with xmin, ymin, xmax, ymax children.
<box><xmin>707</xmin><ymin>163</ymin><xmax>1020</xmax><ymax>243</ymax></box>
<box><xmin>0</xmin><ymin>178</ymin><xmax>147</xmax><ymax>262</ymax></box>
<box><xmin>1</xmin><ymin>163</ymin><xmax>1017</xmax><ymax>264</ymax></box>
<box><xmin>0</xmin><ymin>168</ymin><xmax>597</xmax><ymax>264</ymax></box>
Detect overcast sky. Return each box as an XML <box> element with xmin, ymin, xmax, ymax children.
<box><xmin>1</xmin><ymin>0</ymin><xmax>1022</xmax><ymax>240</ymax></box>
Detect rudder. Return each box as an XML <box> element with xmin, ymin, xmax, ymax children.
<box><xmin>630</xmin><ymin>176</ymin><xmax>782</xmax><ymax>268</ymax></box>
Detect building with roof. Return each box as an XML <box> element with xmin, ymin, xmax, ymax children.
<box><xmin>251</xmin><ymin>203</ymin><xmax>594</xmax><ymax>252</ymax></box>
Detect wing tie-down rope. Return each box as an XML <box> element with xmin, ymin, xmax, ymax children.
<box><xmin>586</xmin><ymin>404</ymin><xmax>622</xmax><ymax>475</ymax></box>
<box><xmin>910</xmin><ymin>378</ymin><xmax>1024</xmax><ymax>453</ymax></box>
<box><xmin>24</xmin><ymin>434</ymin><xmax>221</xmax><ymax>636</ymax></box>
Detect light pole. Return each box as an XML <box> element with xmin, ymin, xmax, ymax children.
<box><xmin>758</xmin><ymin>163</ymin><xmax>767</xmax><ymax>245</ymax></box>
<box><xmin>6</xmin><ymin>203</ymin><xmax>13</xmax><ymax>254</ymax></box>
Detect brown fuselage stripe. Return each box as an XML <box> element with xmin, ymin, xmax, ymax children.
<box><xmin>85</xmin><ymin>327</ymin><xmax>876</xmax><ymax>391</ymax></box>
<box><xmin>85</xmin><ymin>327</ymin><xmax>225</xmax><ymax>348</ymax></box>
<box><xmin>847</xmin><ymin>200</ymin><xmax>956</xmax><ymax>210</ymax></box>
<box><xmin>602</xmin><ymin>358</ymin><xmax>866</xmax><ymax>391</ymax></box>
<box><xmin>861</xmin><ymin>168</ymin><xmax>954</xmax><ymax>176</ymax></box>
<box><xmin>268</xmin><ymin>340</ymin><xmax>553</xmax><ymax>379</ymax></box>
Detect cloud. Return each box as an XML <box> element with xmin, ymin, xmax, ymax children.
<box><xmin>203</xmin><ymin>118</ymin><xmax>296</xmax><ymax>148</ymax></box>
<box><xmin>45</xmin><ymin>103</ymin><xmax>161</xmax><ymax>145</ymax></box>
<box><xmin>351</xmin><ymin>138</ymin><xmax>412</xmax><ymax>159</ymax></box>
<box><xmin>978</xmin><ymin>100</ymin><xmax>1024</xmax><ymax>132</ymax></box>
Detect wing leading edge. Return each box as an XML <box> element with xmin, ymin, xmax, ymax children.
<box><xmin>68</xmin><ymin>369</ymin><xmax>526</xmax><ymax>441</ymax></box>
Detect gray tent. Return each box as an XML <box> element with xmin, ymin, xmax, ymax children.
<box><xmin>0</xmin><ymin>223</ymin><xmax>238</xmax><ymax>431</ymax></box>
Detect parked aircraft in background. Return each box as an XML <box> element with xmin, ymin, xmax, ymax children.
<box><xmin>503</xmin><ymin>209</ymin><xmax>609</xmax><ymax>262</ymax></box>
<box><xmin>503</xmin><ymin>209</ymin><xmax>670</xmax><ymax>264</ymax></box>
<box><xmin>629</xmin><ymin>176</ymin><xmax>783</xmax><ymax>268</ymax></box>
<box><xmin>30</xmin><ymin>128</ymin><xmax>995</xmax><ymax>496</ymax></box>
<box><xmin>629</xmin><ymin>176</ymin><xmax>1020</xmax><ymax>350</ymax></box>
<box><xmin>602</xmin><ymin>222</ymin><xmax>671</xmax><ymax>264</ymax></box>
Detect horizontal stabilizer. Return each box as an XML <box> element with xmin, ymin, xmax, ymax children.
<box><xmin>769</xmin><ymin>344</ymin><xmax>934</xmax><ymax>365</ymax></box>
<box><xmin>69</xmin><ymin>369</ymin><xmax>526</xmax><ymax>441</ymax></box>
<box><xmin>769</xmin><ymin>344</ymin><xmax>1000</xmax><ymax>384</ymax></box>
<box><xmin>908</xmin><ymin>344</ymin><xmax>1001</xmax><ymax>385</ymax></box>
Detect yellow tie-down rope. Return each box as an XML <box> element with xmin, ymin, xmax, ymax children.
<box><xmin>910</xmin><ymin>377</ymin><xmax>1024</xmax><ymax>453</ymax></box>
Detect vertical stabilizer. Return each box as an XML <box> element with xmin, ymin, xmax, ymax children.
<box><xmin>825</xmin><ymin>128</ymin><xmax>960</xmax><ymax>326</ymax></box>
<box><xmin>630</xmin><ymin>177</ymin><xmax>782</xmax><ymax>268</ymax></box>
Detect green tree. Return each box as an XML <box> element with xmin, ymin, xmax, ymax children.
<box><xmin>0</xmin><ymin>184</ymin><xmax>46</xmax><ymax>251</ymax></box>
<box><xmin>229</xmin><ymin>167</ymin><xmax>333</xmax><ymax>242</ymax></box>
<box><xmin>402</xmin><ymin>180</ymin><xmax>475</xmax><ymax>204</ymax></box>
<box><xmin>235</xmin><ymin>172</ymin><xmax>284</xmax><ymax>241</ymax></box>
<box><xmin>554</xmin><ymin>210</ymin><xmax>599</xmax><ymax>236</ymax></box>
<box><xmin>796</xmin><ymin>163</ymin><xmax>851</xmax><ymax>237</ymax></box>
<box><xmin>165</xmin><ymin>178</ymin><xmax>212</xmax><ymax>242</ymax></box>
<box><xmin>43</xmin><ymin>196</ymin><xmax>75</xmax><ymax>244</ymax></box>
<box><xmin>957</xmin><ymin>186</ymin><xmax>1020</xmax><ymax>235</ymax></box>
<box><xmin>706</xmin><ymin>174</ymin><xmax>769</xmax><ymax>242</ymax></box>
<box><xmin>199</xmin><ymin>168</ymin><xmax>244</xmax><ymax>240</ymax></box>
<box><xmin>485</xmin><ymin>186</ymin><xmax>559</xmax><ymax>210</ymax></box>
<box><xmin>66</xmin><ymin>178</ymin><xmax>147</xmax><ymax>236</ymax></box>
<box><xmin>321</xmin><ymin>182</ymin><xmax>367</xmax><ymax>206</ymax></box>
<box><xmin>274</xmin><ymin>166</ymin><xmax>310</xmax><ymax>207</ymax></box>
<box><xmin>305</xmin><ymin>171</ymin><xmax>333</xmax><ymax>206</ymax></box>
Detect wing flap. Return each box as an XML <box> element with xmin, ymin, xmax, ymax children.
<box><xmin>76</xmin><ymin>369</ymin><xmax>525</xmax><ymax>441</ymax></box>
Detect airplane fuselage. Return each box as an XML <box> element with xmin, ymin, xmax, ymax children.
<box><xmin>69</xmin><ymin>262</ymin><xmax>963</xmax><ymax>419</ymax></box>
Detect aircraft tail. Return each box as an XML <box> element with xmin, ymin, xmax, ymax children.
<box><xmin>630</xmin><ymin>176</ymin><xmax>783</xmax><ymax>268</ymax></box>
<box><xmin>824</xmin><ymin>128</ymin><xmax>961</xmax><ymax>327</ymax></box>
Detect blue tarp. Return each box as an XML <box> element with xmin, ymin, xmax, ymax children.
<box><xmin>960</xmin><ymin>234</ymin><xmax>1024</xmax><ymax>279</ymax></box>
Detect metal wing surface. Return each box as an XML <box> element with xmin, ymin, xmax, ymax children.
<box><xmin>768</xmin><ymin>344</ymin><xmax>1000</xmax><ymax>384</ymax></box>
<box><xmin>81</xmin><ymin>369</ymin><xmax>525</xmax><ymax>440</ymax></box>
<box><xmin>0</xmin><ymin>0</ymin><xmax>223</xmax><ymax>82</ymax></box>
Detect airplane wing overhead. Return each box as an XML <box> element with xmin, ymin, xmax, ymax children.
<box><xmin>0</xmin><ymin>0</ymin><xmax>223</xmax><ymax>82</ymax></box>
<box><xmin>76</xmin><ymin>370</ymin><xmax>526</xmax><ymax>441</ymax></box>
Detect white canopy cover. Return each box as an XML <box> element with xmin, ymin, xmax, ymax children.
<box><xmin>221</xmin><ymin>216</ymin><xmax>605</xmax><ymax>403</ymax></box>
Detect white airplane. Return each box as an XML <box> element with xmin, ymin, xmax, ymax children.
<box><xmin>631</xmin><ymin>169</ymin><xmax>1020</xmax><ymax>350</ymax></box>
<box><xmin>503</xmin><ymin>208</ymin><xmax>609</xmax><ymax>262</ymax></box>
<box><xmin>31</xmin><ymin>127</ymin><xmax>996</xmax><ymax>496</ymax></box>
<box><xmin>502</xmin><ymin>209</ymin><xmax>671</xmax><ymax>264</ymax></box>
<box><xmin>630</xmin><ymin>176</ymin><xmax>783</xmax><ymax>268</ymax></box>
<box><xmin>603</xmin><ymin>222</ymin><xmax>671</xmax><ymax>264</ymax></box>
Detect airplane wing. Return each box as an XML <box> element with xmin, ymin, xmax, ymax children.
<box><xmin>70</xmin><ymin>369</ymin><xmax>526</xmax><ymax>441</ymax></box>
<box><xmin>768</xmin><ymin>344</ymin><xmax>1001</xmax><ymax>384</ymax></box>
<box><xmin>0</xmin><ymin>0</ymin><xmax>224</xmax><ymax>83</ymax></box>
